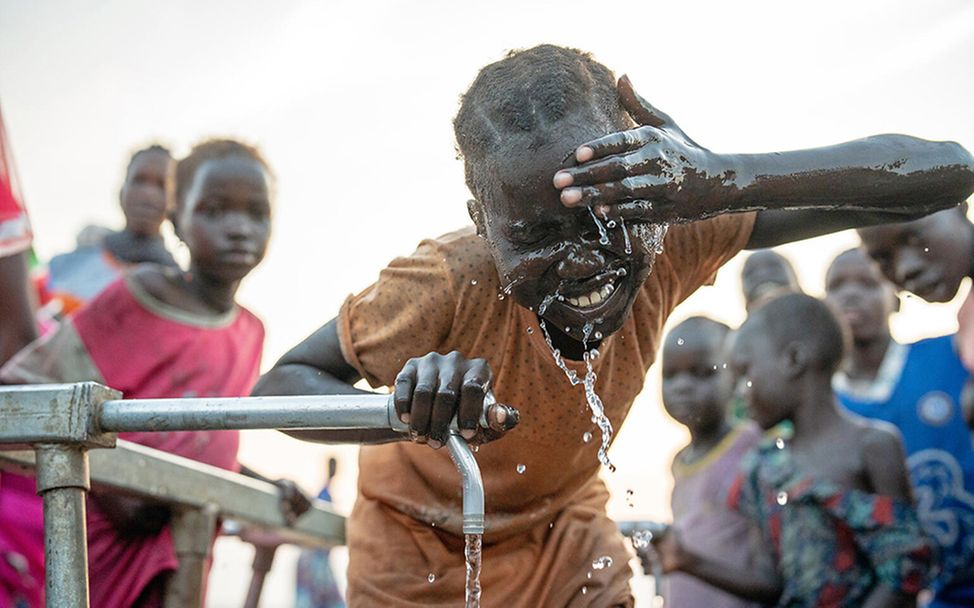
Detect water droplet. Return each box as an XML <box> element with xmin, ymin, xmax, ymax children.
<box><xmin>526</xmin><ymin>327</ymin><xmax>534</xmax><ymax>334</ymax></box>
<box><xmin>587</xmin><ymin>571</ymin><xmax>593</xmax><ymax>579</ymax></box>
<box><xmin>549</xmin><ymin>522</ymin><xmax>554</xmax><ymax>529</ymax></box>
<box><xmin>775</xmin><ymin>437</ymin><xmax>785</xmax><ymax>450</ymax></box>
<box><xmin>616</xmin><ymin>267</ymin><xmax>627</xmax><ymax>277</ymax></box>
<box><xmin>592</xmin><ymin>555</ymin><xmax>614</xmax><ymax>570</ymax></box>
<box><xmin>776</xmin><ymin>492</ymin><xmax>788</xmax><ymax>505</ymax></box>
<box><xmin>581</xmin><ymin>586</ymin><xmax>588</xmax><ymax>595</ymax></box>
<box><xmin>428</xmin><ymin>573</ymin><xmax>436</xmax><ymax>583</ymax></box>
<box><xmin>721</xmin><ymin>363</ymin><xmax>727</xmax><ymax>369</ymax></box>
<box><xmin>565</xmin><ymin>327</ymin><xmax>572</xmax><ymax>333</ymax></box>
<box><xmin>582</xmin><ymin>431</ymin><xmax>593</xmax><ymax>443</ymax></box>
<box><xmin>746</xmin><ymin>380</ymin><xmax>753</xmax><ymax>388</ymax></box>
<box><xmin>676</xmin><ymin>337</ymin><xmax>685</xmax><ymax>346</ymax></box>
<box><xmin>923</xmin><ymin>247</ymin><xmax>930</xmax><ymax>253</ymax></box>
<box><xmin>607</xmin><ymin>220</ymin><xmax>617</xmax><ymax>228</ymax></box>
<box><xmin>497</xmin><ymin>293</ymin><xmax>505</xmax><ymax>300</ymax></box>
<box><xmin>631</xmin><ymin>529</ymin><xmax>653</xmax><ymax>549</ymax></box>
<box><xmin>470</xmin><ymin>279</ymin><xmax>478</xmax><ymax>286</ymax></box>
<box><xmin>516</xmin><ymin>463</ymin><xmax>526</xmax><ymax>474</ymax></box>
<box><xmin>594</xmin><ymin>331</ymin><xmax>603</xmax><ymax>340</ymax></box>
<box><xmin>431</xmin><ymin>522</ymin><xmax>436</xmax><ymax>527</ymax></box>
<box><xmin>626</xmin><ymin>489</ymin><xmax>633</xmax><ymax>496</ymax></box>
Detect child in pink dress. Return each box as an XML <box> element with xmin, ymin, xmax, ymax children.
<box><xmin>2</xmin><ymin>139</ymin><xmax>275</xmax><ymax>607</ymax></box>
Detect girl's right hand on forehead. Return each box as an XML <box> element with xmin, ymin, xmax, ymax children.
<box><xmin>553</xmin><ymin>75</ymin><xmax>733</xmax><ymax>223</ymax></box>
<box><xmin>393</xmin><ymin>351</ymin><xmax>519</xmax><ymax>448</ymax></box>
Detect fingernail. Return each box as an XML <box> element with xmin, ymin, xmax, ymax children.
<box><xmin>561</xmin><ymin>189</ymin><xmax>582</xmax><ymax>206</ymax></box>
<box><xmin>576</xmin><ymin>146</ymin><xmax>594</xmax><ymax>162</ymax></box>
<box><xmin>504</xmin><ymin>406</ymin><xmax>520</xmax><ymax>429</ymax></box>
<box><xmin>553</xmin><ymin>171</ymin><xmax>573</xmax><ymax>188</ymax></box>
<box><xmin>400</xmin><ymin>413</ymin><xmax>410</xmax><ymax>423</ymax></box>
<box><xmin>428</xmin><ymin>439</ymin><xmax>442</xmax><ymax>449</ymax></box>
<box><xmin>461</xmin><ymin>428</ymin><xmax>476</xmax><ymax>440</ymax></box>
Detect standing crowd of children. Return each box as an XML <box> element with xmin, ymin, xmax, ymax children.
<box><xmin>2</xmin><ymin>43</ymin><xmax>974</xmax><ymax>607</ymax></box>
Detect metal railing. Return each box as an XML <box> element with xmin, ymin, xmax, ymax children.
<box><xmin>0</xmin><ymin>382</ymin><xmax>488</xmax><ymax>608</ymax></box>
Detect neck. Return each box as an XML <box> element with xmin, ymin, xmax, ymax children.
<box><xmin>789</xmin><ymin>373</ymin><xmax>844</xmax><ymax>444</ymax></box>
<box><xmin>688</xmin><ymin>418</ymin><xmax>732</xmax><ymax>452</ymax></box>
<box><xmin>183</xmin><ymin>266</ymin><xmax>239</xmax><ymax>314</ymax></box>
<box><xmin>842</xmin><ymin>332</ymin><xmax>892</xmax><ymax>381</ymax></box>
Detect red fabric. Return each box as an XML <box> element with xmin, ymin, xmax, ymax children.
<box><xmin>0</xmin><ymin>473</ymin><xmax>45</xmax><ymax>607</ymax></box>
<box><xmin>0</xmin><ymin>104</ymin><xmax>31</xmax><ymax>256</ymax></box>
<box><xmin>72</xmin><ymin>278</ymin><xmax>264</xmax><ymax>608</ymax></box>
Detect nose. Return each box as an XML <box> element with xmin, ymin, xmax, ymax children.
<box><xmin>224</xmin><ymin>211</ymin><xmax>255</xmax><ymax>240</ymax></box>
<box><xmin>892</xmin><ymin>248</ymin><xmax>925</xmax><ymax>287</ymax></box>
<box><xmin>556</xmin><ymin>245</ymin><xmax>605</xmax><ymax>280</ymax></box>
<box><xmin>669</xmin><ymin>373</ymin><xmax>695</xmax><ymax>396</ymax></box>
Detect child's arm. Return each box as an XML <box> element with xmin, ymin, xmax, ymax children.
<box><xmin>651</xmin><ymin>526</ymin><xmax>782</xmax><ymax>603</ymax></box>
<box><xmin>860</xmin><ymin>427</ymin><xmax>924</xmax><ymax>608</ymax></box>
<box><xmin>238</xmin><ymin>465</ymin><xmax>312</xmax><ymax>526</ymax></box>
<box><xmin>554</xmin><ymin>76</ymin><xmax>974</xmax><ymax>248</ymax></box>
<box><xmin>0</xmin><ymin>251</ymin><xmax>37</xmax><ymax>367</ymax></box>
<box><xmin>252</xmin><ymin>318</ymin><xmax>516</xmax><ymax>447</ymax></box>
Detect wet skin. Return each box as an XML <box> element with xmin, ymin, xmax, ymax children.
<box><xmin>858</xmin><ymin>207</ymin><xmax>974</xmax><ymax>303</ymax></box>
<box><xmin>553</xmin><ymin>76</ymin><xmax>974</xmax><ymax>249</ymax></box>
<box><xmin>741</xmin><ymin>250</ymin><xmax>800</xmax><ymax>309</ymax></box>
<box><xmin>469</xmin><ymin>116</ymin><xmax>663</xmax><ymax>359</ymax></box>
<box><xmin>120</xmin><ymin>150</ymin><xmax>172</xmax><ymax>237</ymax></box>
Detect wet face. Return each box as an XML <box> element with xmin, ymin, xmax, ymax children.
<box><xmin>741</xmin><ymin>251</ymin><xmax>799</xmax><ymax>310</ymax></box>
<box><xmin>730</xmin><ymin>319</ymin><xmax>791</xmax><ymax>430</ymax></box>
<box><xmin>178</xmin><ymin>156</ymin><xmax>272</xmax><ymax>284</ymax></box>
<box><xmin>120</xmin><ymin>151</ymin><xmax>172</xmax><ymax>236</ymax></box>
<box><xmin>472</xmin><ymin>119</ymin><xmax>664</xmax><ymax>344</ymax></box>
<box><xmin>858</xmin><ymin>208</ymin><xmax>973</xmax><ymax>303</ymax></box>
<box><xmin>825</xmin><ymin>250</ymin><xmax>895</xmax><ymax>344</ymax></box>
<box><xmin>661</xmin><ymin>325</ymin><xmax>731</xmax><ymax>433</ymax></box>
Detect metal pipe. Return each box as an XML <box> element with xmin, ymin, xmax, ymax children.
<box><xmin>34</xmin><ymin>444</ymin><xmax>91</xmax><ymax>608</ymax></box>
<box><xmin>98</xmin><ymin>391</ymin><xmax>489</xmax><ymax>537</ymax></box>
<box><xmin>98</xmin><ymin>394</ymin><xmax>407</xmax><ymax>433</ymax></box>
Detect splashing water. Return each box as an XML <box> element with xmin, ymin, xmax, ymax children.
<box><xmin>631</xmin><ymin>529</ymin><xmax>653</xmax><ymax>549</ymax></box>
<box><xmin>630</xmin><ymin>222</ymin><xmax>669</xmax><ymax>255</ymax></box>
<box><xmin>619</xmin><ymin>218</ymin><xmax>632</xmax><ymax>254</ymax></box>
<box><xmin>588</xmin><ymin>207</ymin><xmax>611</xmax><ymax>245</ymax></box>
<box><xmin>470</xmin><ymin>279</ymin><xmax>478</xmax><ymax>286</ymax></box>
<box><xmin>540</xmin><ymin>320</ymin><xmax>615</xmax><ymax>471</ymax></box>
<box><xmin>538</xmin><ymin>292</ymin><xmax>560</xmax><ymax>317</ymax></box>
<box><xmin>582</xmin><ymin>431</ymin><xmax>592</xmax><ymax>443</ymax></box>
<box><xmin>515</xmin><ymin>463</ymin><xmax>526</xmax><ymax>474</ymax></box>
<box><xmin>428</xmin><ymin>573</ymin><xmax>436</xmax><ymax>583</ymax></box>
<box><xmin>464</xmin><ymin>534</ymin><xmax>483</xmax><ymax>607</ymax></box>
<box><xmin>592</xmin><ymin>555</ymin><xmax>614</xmax><ymax>570</ymax></box>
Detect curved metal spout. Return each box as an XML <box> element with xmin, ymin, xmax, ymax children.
<box><xmin>446</xmin><ymin>433</ymin><xmax>485</xmax><ymax>535</ymax></box>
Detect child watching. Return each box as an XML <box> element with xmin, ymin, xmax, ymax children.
<box><xmin>659</xmin><ymin>317</ymin><xmax>762</xmax><ymax>608</ymax></box>
<box><xmin>1</xmin><ymin>139</ymin><xmax>299</xmax><ymax>607</ymax></box>
<box><xmin>740</xmin><ymin>249</ymin><xmax>802</xmax><ymax>313</ymax></box>
<box><xmin>40</xmin><ymin>144</ymin><xmax>179</xmax><ymax>319</ymax></box>
<box><xmin>651</xmin><ymin>294</ymin><xmax>932</xmax><ymax>607</ymax></box>
<box><xmin>254</xmin><ymin>45</ymin><xmax>973</xmax><ymax>606</ymax></box>
<box><xmin>826</xmin><ymin>248</ymin><xmax>974</xmax><ymax>606</ymax></box>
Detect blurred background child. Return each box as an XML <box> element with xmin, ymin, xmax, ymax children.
<box><xmin>657</xmin><ymin>316</ymin><xmax>763</xmax><ymax>608</ymax></box>
<box><xmin>826</xmin><ymin>247</ymin><xmax>974</xmax><ymax>606</ymax></box>
<box><xmin>740</xmin><ymin>249</ymin><xmax>803</xmax><ymax>313</ymax></box>
<box><xmin>0</xmin><ymin>139</ymin><xmax>306</xmax><ymax>608</ymax></box>
<box><xmin>651</xmin><ymin>294</ymin><xmax>932</xmax><ymax>607</ymax></box>
<box><xmin>37</xmin><ymin>144</ymin><xmax>178</xmax><ymax>323</ymax></box>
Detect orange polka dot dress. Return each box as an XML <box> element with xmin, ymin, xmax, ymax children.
<box><xmin>339</xmin><ymin>213</ymin><xmax>755</xmax><ymax>607</ymax></box>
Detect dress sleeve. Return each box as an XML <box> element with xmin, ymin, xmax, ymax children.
<box><xmin>0</xmin><ymin>321</ymin><xmax>103</xmax><ymax>385</ymax></box>
<box><xmin>663</xmin><ymin>212</ymin><xmax>756</xmax><ymax>304</ymax></box>
<box><xmin>337</xmin><ymin>239</ymin><xmax>458</xmax><ymax>388</ymax></box>
<box><xmin>727</xmin><ymin>450</ymin><xmax>764</xmax><ymax>524</ymax></box>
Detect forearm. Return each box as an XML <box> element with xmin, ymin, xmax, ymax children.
<box><xmin>0</xmin><ymin>252</ymin><xmax>38</xmax><ymax>366</ymax></box>
<box><xmin>252</xmin><ymin>362</ymin><xmax>403</xmax><ymax>445</ymax></box>
<box><xmin>862</xmin><ymin>584</ymin><xmax>915</xmax><ymax>608</ymax></box>
<box><xmin>725</xmin><ymin>136</ymin><xmax>974</xmax><ymax>215</ymax></box>
<box><xmin>679</xmin><ymin>550</ymin><xmax>781</xmax><ymax>603</ymax></box>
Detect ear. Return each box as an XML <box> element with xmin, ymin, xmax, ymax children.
<box><xmin>782</xmin><ymin>341</ymin><xmax>808</xmax><ymax>379</ymax></box>
<box><xmin>467</xmin><ymin>199</ymin><xmax>487</xmax><ymax>237</ymax></box>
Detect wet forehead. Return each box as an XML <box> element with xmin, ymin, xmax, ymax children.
<box><xmin>194</xmin><ymin>157</ymin><xmax>269</xmax><ymax>197</ymax></box>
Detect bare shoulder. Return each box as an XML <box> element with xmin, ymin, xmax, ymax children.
<box><xmin>126</xmin><ymin>264</ymin><xmax>183</xmax><ymax>306</ymax></box>
<box><xmin>854</xmin><ymin>418</ymin><xmax>911</xmax><ymax>499</ymax></box>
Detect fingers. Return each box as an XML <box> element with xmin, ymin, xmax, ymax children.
<box><xmin>486</xmin><ymin>403</ymin><xmax>519</xmax><ymax>433</ymax></box>
<box><xmin>409</xmin><ymin>361</ymin><xmax>439</xmax><ymax>442</ymax></box>
<box><xmin>617</xmin><ymin>74</ymin><xmax>671</xmax><ymax>129</ymax></box>
<box><xmin>458</xmin><ymin>362</ymin><xmax>490</xmax><ymax>440</ymax></box>
<box><xmin>429</xmin><ymin>357</ymin><xmax>464</xmax><ymax>447</ymax></box>
<box><xmin>557</xmin><ymin>151</ymin><xmax>661</xmax><ymax>195</ymax></box>
<box><xmin>393</xmin><ymin>360</ymin><xmax>418</xmax><ymax>424</ymax></box>
<box><xmin>567</xmin><ymin>125</ymin><xmax>658</xmax><ymax>169</ymax></box>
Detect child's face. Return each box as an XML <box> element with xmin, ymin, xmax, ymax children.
<box><xmin>473</xmin><ymin>122</ymin><xmax>661</xmax><ymax>341</ymax></box>
<box><xmin>825</xmin><ymin>251</ymin><xmax>895</xmax><ymax>344</ymax></box>
<box><xmin>661</xmin><ymin>327</ymin><xmax>731</xmax><ymax>434</ymax></box>
<box><xmin>179</xmin><ymin>156</ymin><xmax>271</xmax><ymax>283</ymax></box>
<box><xmin>858</xmin><ymin>208</ymin><xmax>972</xmax><ymax>302</ymax></box>
<box><xmin>730</xmin><ymin>319</ymin><xmax>790</xmax><ymax>430</ymax></box>
<box><xmin>121</xmin><ymin>151</ymin><xmax>171</xmax><ymax>236</ymax></box>
<box><xmin>742</xmin><ymin>251</ymin><xmax>798</xmax><ymax>309</ymax></box>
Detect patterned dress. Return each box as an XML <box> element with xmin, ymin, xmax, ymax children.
<box><xmin>728</xmin><ymin>438</ymin><xmax>933</xmax><ymax>607</ymax></box>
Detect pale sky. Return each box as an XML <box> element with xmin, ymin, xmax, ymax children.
<box><xmin>2</xmin><ymin>1</ymin><xmax>973</xmax><ymax>605</ymax></box>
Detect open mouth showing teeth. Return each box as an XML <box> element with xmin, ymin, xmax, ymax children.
<box><xmin>565</xmin><ymin>280</ymin><xmax>616</xmax><ymax>309</ymax></box>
